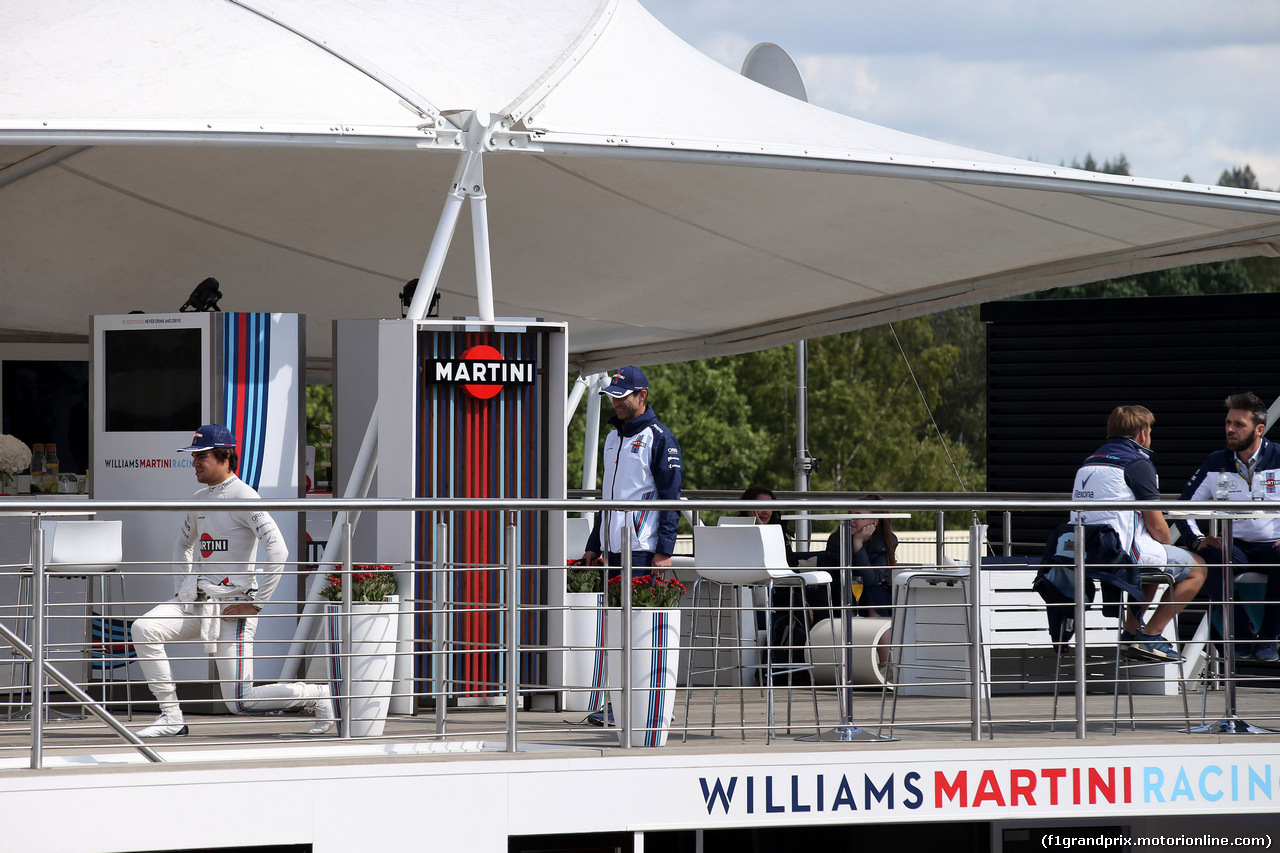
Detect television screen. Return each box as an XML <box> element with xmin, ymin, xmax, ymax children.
<box><xmin>1</xmin><ymin>359</ymin><xmax>89</xmax><ymax>474</ymax></box>
<box><xmin>104</xmin><ymin>328</ymin><xmax>203</xmax><ymax>432</ymax></box>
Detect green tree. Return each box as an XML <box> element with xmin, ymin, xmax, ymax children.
<box><xmin>306</xmin><ymin>384</ymin><xmax>333</xmax><ymax>490</ymax></box>
<box><xmin>929</xmin><ymin>305</ymin><xmax>987</xmax><ymax>456</ymax></box>
<box><xmin>566</xmin><ymin>359</ymin><xmax>771</xmax><ymax>492</ymax></box>
<box><xmin>1068</xmin><ymin>153</ymin><xmax>1131</xmax><ymax>175</ymax></box>
<box><xmin>564</xmin><ymin>159</ymin><xmax>1276</xmax><ymax>530</ymax></box>
<box><xmin>647</xmin><ymin>359</ymin><xmax>772</xmax><ymax>490</ymax></box>
<box><xmin>1219</xmin><ymin>165</ymin><xmax>1259</xmax><ymax>189</ymax></box>
<box><xmin>798</xmin><ymin>318</ymin><xmax>979</xmax><ymax>496</ymax></box>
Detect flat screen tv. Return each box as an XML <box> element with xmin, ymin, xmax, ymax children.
<box><xmin>1</xmin><ymin>359</ymin><xmax>89</xmax><ymax>474</ymax></box>
<box><xmin>104</xmin><ymin>328</ymin><xmax>203</xmax><ymax>432</ymax></box>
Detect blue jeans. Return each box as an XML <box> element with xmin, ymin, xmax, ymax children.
<box><xmin>604</xmin><ymin>550</ymin><xmax>655</xmax><ymax>584</ymax></box>
<box><xmin>1197</xmin><ymin>539</ymin><xmax>1280</xmax><ymax>641</ymax></box>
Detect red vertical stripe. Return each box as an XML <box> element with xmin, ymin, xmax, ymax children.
<box><xmin>234</xmin><ymin>313</ymin><xmax>249</xmax><ymax>451</ymax></box>
<box><xmin>464</xmin><ymin>386</ymin><xmax>476</xmax><ymax>693</ymax></box>
<box><xmin>476</xmin><ymin>376</ymin><xmax>483</xmax><ymax>686</ymax></box>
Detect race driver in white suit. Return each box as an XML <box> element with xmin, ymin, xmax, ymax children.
<box><xmin>132</xmin><ymin>424</ymin><xmax>335</xmax><ymax>738</ymax></box>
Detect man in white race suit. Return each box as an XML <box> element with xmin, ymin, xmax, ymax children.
<box><xmin>132</xmin><ymin>424</ymin><xmax>336</xmax><ymax>738</ymax></box>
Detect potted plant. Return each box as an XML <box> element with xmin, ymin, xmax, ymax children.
<box><xmin>313</xmin><ymin>566</ymin><xmax>400</xmax><ymax>737</ymax></box>
<box><xmin>319</xmin><ymin>568</ymin><xmax>398</xmax><ymax>603</ymax></box>
<box><xmin>605</xmin><ymin>573</ymin><xmax>686</xmax><ymax>747</ymax></box>
<box><xmin>0</xmin><ymin>434</ymin><xmax>31</xmax><ymax>496</ymax></box>
<box><xmin>563</xmin><ymin>561</ymin><xmax>606</xmax><ymax>713</ymax></box>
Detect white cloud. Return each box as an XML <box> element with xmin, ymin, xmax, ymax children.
<box><xmin>639</xmin><ymin>0</ymin><xmax>1280</xmax><ymax>188</ymax></box>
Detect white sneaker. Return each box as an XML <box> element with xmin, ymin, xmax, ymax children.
<box><xmin>305</xmin><ymin>685</ymin><xmax>336</xmax><ymax>735</ymax></box>
<box><xmin>138</xmin><ymin>710</ymin><xmax>188</xmax><ymax>738</ymax></box>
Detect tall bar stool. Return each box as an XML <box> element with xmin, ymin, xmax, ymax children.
<box><xmin>681</xmin><ymin>525</ymin><xmax>831</xmax><ymax>743</ymax></box>
<box><xmin>1048</xmin><ymin>568</ymin><xmax>1191</xmax><ymax>734</ymax></box>
<box><xmin>1194</xmin><ymin>569</ymin><xmax>1269</xmax><ymax>721</ymax></box>
<box><xmin>12</xmin><ymin>520</ymin><xmax>129</xmax><ymax>718</ymax></box>
<box><xmin>1110</xmin><ymin>569</ymin><xmax>1191</xmax><ymax>732</ymax></box>
<box><xmin>878</xmin><ymin>564</ymin><xmax>993</xmax><ymax>737</ymax></box>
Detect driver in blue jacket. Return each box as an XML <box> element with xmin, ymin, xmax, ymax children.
<box><xmin>1073</xmin><ymin>405</ymin><xmax>1205</xmax><ymax>663</ymax></box>
<box><xmin>581</xmin><ymin>365</ymin><xmax>683</xmax><ymax>573</ymax></box>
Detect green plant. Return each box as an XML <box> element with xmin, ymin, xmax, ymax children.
<box><xmin>607</xmin><ymin>573</ymin><xmax>686</xmax><ymax>608</ymax></box>
<box><xmin>567</xmin><ymin>564</ymin><xmax>604</xmax><ymax>594</ymax></box>
<box><xmin>320</xmin><ymin>566</ymin><xmax>398</xmax><ymax>602</ymax></box>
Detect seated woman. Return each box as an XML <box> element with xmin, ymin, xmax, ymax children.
<box><xmin>816</xmin><ymin>495</ymin><xmax>899</xmax><ymax>618</ymax></box>
<box><xmin>738</xmin><ymin>484</ymin><xmax>798</xmax><ymax>567</ymax></box>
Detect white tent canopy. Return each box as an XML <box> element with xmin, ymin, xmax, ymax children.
<box><xmin>4</xmin><ymin>0</ymin><xmax>1280</xmax><ymax>371</ymax></box>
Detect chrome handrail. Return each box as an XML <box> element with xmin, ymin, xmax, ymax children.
<box><xmin>0</xmin><ymin>493</ymin><xmax>1267</xmax><ymax>767</ymax></box>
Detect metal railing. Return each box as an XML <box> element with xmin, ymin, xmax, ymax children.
<box><xmin>1</xmin><ymin>494</ymin><xmax>1276</xmax><ymax>768</ymax></box>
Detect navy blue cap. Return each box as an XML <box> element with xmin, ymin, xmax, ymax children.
<box><xmin>601</xmin><ymin>366</ymin><xmax>649</xmax><ymax>399</ymax></box>
<box><xmin>177</xmin><ymin>424</ymin><xmax>236</xmax><ymax>452</ymax></box>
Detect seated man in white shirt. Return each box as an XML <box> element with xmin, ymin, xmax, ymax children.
<box><xmin>1176</xmin><ymin>392</ymin><xmax>1280</xmax><ymax>662</ymax></box>
<box><xmin>1072</xmin><ymin>406</ymin><xmax>1206</xmax><ymax>662</ymax></box>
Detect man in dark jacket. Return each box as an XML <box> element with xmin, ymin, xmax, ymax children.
<box><xmin>1073</xmin><ymin>406</ymin><xmax>1205</xmax><ymax>662</ymax></box>
<box><xmin>1176</xmin><ymin>392</ymin><xmax>1280</xmax><ymax>662</ymax></box>
<box><xmin>582</xmin><ymin>366</ymin><xmax>683</xmax><ymax>571</ymax></box>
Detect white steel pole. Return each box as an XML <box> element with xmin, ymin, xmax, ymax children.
<box><xmin>409</xmin><ymin>109</ymin><xmax>491</xmax><ymax>320</ymax></box>
<box><xmin>471</xmin><ymin>190</ymin><xmax>495</xmax><ymax>322</ymax></box>
<box><xmin>280</xmin><ymin>128</ymin><xmax>481</xmax><ymax>677</ymax></box>
<box><xmin>794</xmin><ymin>339</ymin><xmax>811</xmax><ymax>549</ymax></box>
<box><xmin>582</xmin><ymin>375</ymin><xmax>604</xmax><ymax>492</ymax></box>
<box><xmin>565</xmin><ymin>372</ymin><xmax>590</xmax><ymax>423</ymax></box>
<box><xmin>279</xmin><ymin>408</ymin><xmax>379</xmax><ymax>680</ymax></box>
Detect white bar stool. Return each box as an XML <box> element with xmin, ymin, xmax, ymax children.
<box><xmin>682</xmin><ymin>524</ymin><xmax>831</xmax><ymax>743</ymax></box>
<box><xmin>11</xmin><ymin>520</ymin><xmax>130</xmax><ymax>719</ymax></box>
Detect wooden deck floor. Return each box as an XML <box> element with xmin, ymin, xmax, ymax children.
<box><xmin>4</xmin><ymin>680</ymin><xmax>1279</xmax><ymax>770</ymax></box>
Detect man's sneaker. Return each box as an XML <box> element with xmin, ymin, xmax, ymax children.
<box><xmin>1235</xmin><ymin>642</ymin><xmax>1255</xmax><ymax>662</ymax></box>
<box><xmin>1253</xmin><ymin>643</ymin><xmax>1279</xmax><ymax>663</ymax></box>
<box><xmin>586</xmin><ymin>706</ymin><xmax>615</xmax><ymax>727</ymax></box>
<box><xmin>1119</xmin><ymin>630</ymin><xmax>1152</xmax><ymax>661</ymax></box>
<box><xmin>137</xmin><ymin>710</ymin><xmax>188</xmax><ymax>738</ymax></box>
<box><xmin>1129</xmin><ymin>632</ymin><xmax>1184</xmax><ymax>663</ymax></box>
<box><xmin>305</xmin><ymin>685</ymin><xmax>336</xmax><ymax>735</ymax></box>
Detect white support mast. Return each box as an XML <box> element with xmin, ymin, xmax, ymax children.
<box><xmin>280</xmin><ymin>111</ymin><xmax>498</xmax><ymax>679</ymax></box>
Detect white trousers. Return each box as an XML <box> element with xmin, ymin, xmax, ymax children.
<box><xmin>133</xmin><ymin>601</ymin><xmax>322</xmax><ymax>715</ymax></box>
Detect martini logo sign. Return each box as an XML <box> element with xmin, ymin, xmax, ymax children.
<box><xmin>200</xmin><ymin>533</ymin><xmax>229</xmax><ymax>559</ymax></box>
<box><xmin>425</xmin><ymin>344</ymin><xmax>535</xmax><ymax>399</ymax></box>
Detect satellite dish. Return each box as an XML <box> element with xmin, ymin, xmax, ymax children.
<box><xmin>740</xmin><ymin>42</ymin><xmax>808</xmax><ymax>103</ymax></box>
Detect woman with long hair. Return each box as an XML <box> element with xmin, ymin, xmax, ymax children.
<box><xmin>738</xmin><ymin>484</ymin><xmax>798</xmax><ymax>567</ymax></box>
<box><xmin>817</xmin><ymin>494</ymin><xmax>899</xmax><ymax>618</ymax></box>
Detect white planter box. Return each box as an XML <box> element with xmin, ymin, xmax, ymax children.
<box><xmin>312</xmin><ymin>597</ymin><xmax>399</xmax><ymax>737</ymax></box>
<box><xmin>606</xmin><ymin>608</ymin><xmax>682</xmax><ymax>747</ymax></box>
<box><xmin>562</xmin><ymin>591</ymin><xmax>606</xmax><ymax>713</ymax></box>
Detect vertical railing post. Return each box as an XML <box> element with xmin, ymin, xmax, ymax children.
<box><xmin>935</xmin><ymin>511</ymin><xmax>946</xmax><ymax>568</ymax></box>
<box><xmin>838</xmin><ymin>519</ymin><xmax>854</xmax><ymax>725</ymax></box>
<box><xmin>1073</xmin><ymin>517</ymin><xmax>1088</xmax><ymax>739</ymax></box>
<box><xmin>434</xmin><ymin>515</ymin><xmax>449</xmax><ymax>736</ymax></box>
<box><xmin>505</xmin><ymin>511</ymin><xmax>520</xmax><ymax>753</ymax></box>
<box><xmin>620</xmin><ymin>525</ymin><xmax>633</xmax><ymax>749</ymax></box>
<box><xmin>1003</xmin><ymin>511</ymin><xmax>1013</xmax><ymax>557</ymax></box>
<box><xmin>968</xmin><ymin>523</ymin><xmax>984</xmax><ymax>741</ymax></box>
<box><xmin>340</xmin><ymin>519</ymin><xmax>353</xmax><ymax>740</ymax></box>
<box><xmin>30</xmin><ymin>516</ymin><xmax>45</xmax><ymax>770</ymax></box>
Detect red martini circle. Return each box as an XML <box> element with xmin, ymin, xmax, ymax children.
<box><xmin>461</xmin><ymin>344</ymin><xmax>504</xmax><ymax>399</ymax></box>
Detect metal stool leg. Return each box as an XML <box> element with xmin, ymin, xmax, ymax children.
<box><xmin>681</xmin><ymin>577</ymin><xmax>704</xmax><ymax>742</ymax></box>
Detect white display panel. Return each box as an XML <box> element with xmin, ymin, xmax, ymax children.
<box><xmin>92</xmin><ymin>312</ymin><xmax>304</xmax><ymax>684</ymax></box>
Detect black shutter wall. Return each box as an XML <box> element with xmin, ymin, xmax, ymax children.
<box><xmin>983</xmin><ymin>292</ymin><xmax>1280</xmax><ymax>554</ymax></box>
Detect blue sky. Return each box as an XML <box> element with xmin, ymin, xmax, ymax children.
<box><xmin>639</xmin><ymin>1</ymin><xmax>1280</xmax><ymax>188</ymax></box>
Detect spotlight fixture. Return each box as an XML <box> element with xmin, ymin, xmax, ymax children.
<box><xmin>400</xmin><ymin>278</ymin><xmax>440</xmax><ymax>318</ymax></box>
<box><xmin>179</xmin><ymin>277</ymin><xmax>223</xmax><ymax>312</ymax></box>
